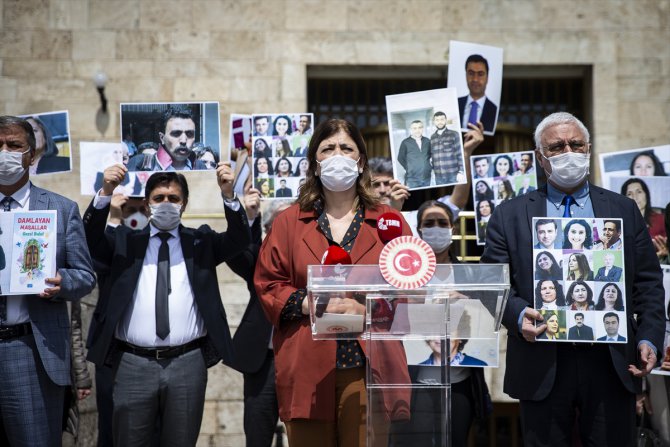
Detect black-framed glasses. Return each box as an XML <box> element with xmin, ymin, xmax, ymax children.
<box><xmin>541</xmin><ymin>140</ymin><xmax>588</xmax><ymax>156</ymax></box>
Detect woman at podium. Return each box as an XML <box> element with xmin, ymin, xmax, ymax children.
<box><xmin>255</xmin><ymin>119</ymin><xmax>412</xmax><ymax>447</ymax></box>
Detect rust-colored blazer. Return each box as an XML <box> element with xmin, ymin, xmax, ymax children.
<box><xmin>254</xmin><ymin>203</ymin><xmax>411</xmax><ymax>422</ymax></box>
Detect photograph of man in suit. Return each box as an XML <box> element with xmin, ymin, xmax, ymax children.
<box><xmin>593</xmin><ymin>219</ymin><xmax>623</xmax><ymax>250</ymax></box>
<box><xmin>473</xmin><ymin>156</ymin><xmax>491</xmax><ymax>179</ymax></box>
<box><xmin>0</xmin><ymin>115</ymin><xmax>95</xmax><ymax>445</ymax></box>
<box><xmin>595</xmin><ymin>252</ymin><xmax>623</xmax><ymax>282</ymax></box>
<box><xmin>253</xmin><ymin>115</ymin><xmax>271</xmax><ymax>137</ymax></box>
<box><xmin>275</xmin><ymin>179</ymin><xmax>293</xmax><ymax>198</ymax></box>
<box><xmin>84</xmin><ymin>165</ymin><xmax>250</xmax><ymax>446</ymax></box>
<box><xmin>534</xmin><ymin>218</ymin><xmax>560</xmax><ymax>249</ymax></box>
<box><xmin>567</xmin><ymin>312</ymin><xmax>594</xmax><ymax>341</ymax></box>
<box><xmin>397</xmin><ymin>119</ymin><xmax>432</xmax><ymax>188</ymax></box>
<box><xmin>597</xmin><ymin>312</ymin><xmax>627</xmax><ymax>342</ymax></box>
<box><xmin>458</xmin><ymin>54</ymin><xmax>498</xmax><ymax>133</ymax></box>
<box><xmin>518</xmin><ymin>176</ymin><xmax>537</xmax><ymax>196</ymax></box>
<box><xmin>517</xmin><ymin>153</ymin><xmax>535</xmax><ymax>175</ymax></box>
<box><xmin>481</xmin><ymin>112</ymin><xmax>664</xmax><ymax>445</ymax></box>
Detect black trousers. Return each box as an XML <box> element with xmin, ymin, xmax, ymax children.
<box><xmin>519</xmin><ymin>343</ymin><xmax>635</xmax><ymax>447</ymax></box>
<box><xmin>243</xmin><ymin>350</ymin><xmax>280</xmax><ymax>447</ymax></box>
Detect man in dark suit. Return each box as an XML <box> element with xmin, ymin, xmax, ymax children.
<box><xmin>84</xmin><ymin>165</ymin><xmax>250</xmax><ymax>446</ymax></box>
<box><xmin>0</xmin><ymin>115</ymin><xmax>96</xmax><ymax>445</ymax></box>
<box><xmin>567</xmin><ymin>313</ymin><xmax>594</xmax><ymax>341</ymax></box>
<box><xmin>458</xmin><ymin>54</ymin><xmax>498</xmax><ymax>134</ymax></box>
<box><xmin>481</xmin><ymin>112</ymin><xmax>664</xmax><ymax>446</ymax></box>
<box><xmin>397</xmin><ymin>119</ymin><xmax>432</xmax><ymax>188</ymax></box>
<box><xmin>274</xmin><ymin>179</ymin><xmax>293</xmax><ymax>198</ymax></box>
<box><xmin>228</xmin><ymin>193</ymin><xmax>283</xmax><ymax>447</ymax></box>
<box><xmin>597</xmin><ymin>312</ymin><xmax>627</xmax><ymax>342</ymax></box>
<box><xmin>595</xmin><ymin>252</ymin><xmax>623</xmax><ymax>281</ymax></box>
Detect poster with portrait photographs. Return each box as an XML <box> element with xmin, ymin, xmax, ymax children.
<box><xmin>447</xmin><ymin>40</ymin><xmax>503</xmax><ymax>136</ymax></box>
<box><xmin>228</xmin><ymin>114</ymin><xmax>253</xmax><ymax>196</ymax></box>
<box><xmin>598</xmin><ymin>145</ymin><xmax>670</xmax><ymax>190</ymax></box>
<box><xmin>18</xmin><ymin>110</ymin><xmax>72</xmax><ymax>175</ymax></box>
<box><xmin>79</xmin><ymin>142</ymin><xmax>148</xmax><ymax>196</ymax></box>
<box><xmin>470</xmin><ymin>150</ymin><xmax>538</xmax><ymax>245</ymax></box>
<box><xmin>532</xmin><ymin>217</ymin><xmax>627</xmax><ymax>344</ymax></box>
<box><xmin>250</xmin><ymin>113</ymin><xmax>314</xmax><ymax>200</ymax></box>
<box><xmin>609</xmin><ymin>176</ymin><xmax>670</xmax><ymax>236</ymax></box>
<box><xmin>386</xmin><ymin>88</ymin><xmax>465</xmax><ymax>191</ymax></box>
<box><xmin>119</xmin><ymin>101</ymin><xmax>221</xmax><ymax>172</ymax></box>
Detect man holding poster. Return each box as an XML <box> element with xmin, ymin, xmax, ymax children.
<box><xmin>481</xmin><ymin>112</ymin><xmax>664</xmax><ymax>445</ymax></box>
<box><xmin>0</xmin><ymin>115</ymin><xmax>95</xmax><ymax>445</ymax></box>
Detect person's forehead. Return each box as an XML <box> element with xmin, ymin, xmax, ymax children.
<box><xmin>475</xmin><ymin>158</ymin><xmax>488</xmax><ymax>165</ymax></box>
<box><xmin>467</xmin><ymin>61</ymin><xmax>487</xmax><ymax>72</ymax></box>
<box><xmin>166</xmin><ymin>117</ymin><xmax>195</xmax><ymax>130</ymax></box>
<box><xmin>371</xmin><ymin>172</ymin><xmax>393</xmax><ymax>181</ymax></box>
<box><xmin>0</xmin><ymin>126</ymin><xmax>28</xmax><ymax>142</ymax></box>
<box><xmin>604</xmin><ymin>222</ymin><xmax>617</xmax><ymax>229</ymax></box>
<box><xmin>541</xmin><ymin>123</ymin><xmax>585</xmax><ymax>142</ymax></box>
<box><xmin>538</xmin><ymin>223</ymin><xmax>555</xmax><ymax>231</ymax></box>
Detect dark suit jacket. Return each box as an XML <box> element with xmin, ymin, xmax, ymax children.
<box><xmin>458</xmin><ymin>96</ymin><xmax>498</xmax><ymax>134</ymax></box>
<box><xmin>26</xmin><ymin>185</ymin><xmax>96</xmax><ymax>386</ymax></box>
<box><xmin>275</xmin><ymin>187</ymin><xmax>293</xmax><ymax>198</ymax></box>
<box><xmin>227</xmin><ymin>217</ymin><xmax>272</xmax><ymax>374</ymax></box>
<box><xmin>597</xmin><ymin>334</ymin><xmax>626</xmax><ymax>342</ymax></box>
<box><xmin>83</xmin><ymin>198</ymin><xmax>250</xmax><ymax>368</ymax></box>
<box><xmin>595</xmin><ymin>265</ymin><xmax>623</xmax><ymax>282</ymax></box>
<box><xmin>568</xmin><ymin>324</ymin><xmax>594</xmax><ymax>341</ymax></box>
<box><xmin>481</xmin><ymin>184</ymin><xmax>665</xmax><ymax>399</ymax></box>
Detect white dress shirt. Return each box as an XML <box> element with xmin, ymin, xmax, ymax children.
<box><xmin>1</xmin><ymin>181</ymin><xmax>33</xmax><ymax>325</ymax></box>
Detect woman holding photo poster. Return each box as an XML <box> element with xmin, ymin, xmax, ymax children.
<box><xmin>566</xmin><ymin>253</ymin><xmax>593</xmax><ymax>281</ymax></box>
<box><xmin>562</xmin><ymin>219</ymin><xmax>593</xmax><ymax>250</ymax></box>
<box><xmin>254</xmin><ymin>119</ymin><xmax>411</xmax><ymax>447</ymax></box>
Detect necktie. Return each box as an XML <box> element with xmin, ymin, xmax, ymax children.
<box><xmin>562</xmin><ymin>195</ymin><xmax>574</xmax><ymax>218</ymax></box>
<box><xmin>0</xmin><ymin>196</ymin><xmax>12</xmax><ymax>321</ymax></box>
<box><xmin>155</xmin><ymin>232</ymin><xmax>172</xmax><ymax>340</ymax></box>
<box><xmin>468</xmin><ymin>101</ymin><xmax>479</xmax><ymax>126</ymax></box>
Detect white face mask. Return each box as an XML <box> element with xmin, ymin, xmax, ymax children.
<box><xmin>420</xmin><ymin>227</ymin><xmax>452</xmax><ymax>253</ymax></box>
<box><xmin>149</xmin><ymin>202</ymin><xmax>182</xmax><ymax>231</ymax></box>
<box><xmin>543</xmin><ymin>152</ymin><xmax>590</xmax><ymax>190</ymax></box>
<box><xmin>123</xmin><ymin>211</ymin><xmax>149</xmax><ymax>230</ymax></box>
<box><xmin>317</xmin><ymin>155</ymin><xmax>360</xmax><ymax>192</ymax></box>
<box><xmin>0</xmin><ymin>150</ymin><xmax>29</xmax><ymax>186</ymax></box>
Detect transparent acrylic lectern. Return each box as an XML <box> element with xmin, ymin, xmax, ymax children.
<box><xmin>307</xmin><ymin>263</ymin><xmax>509</xmax><ymax>447</ymax></box>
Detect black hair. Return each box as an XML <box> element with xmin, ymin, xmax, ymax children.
<box><xmin>145</xmin><ymin>172</ymin><xmax>189</xmax><ymax>202</ymax></box>
<box><xmin>629</xmin><ymin>150</ymin><xmax>666</xmax><ymax>176</ymax></box>
<box><xmin>465</xmin><ymin>54</ymin><xmax>489</xmax><ymax>74</ymax></box>
<box><xmin>161</xmin><ymin>106</ymin><xmax>194</xmax><ymax>133</ymax></box>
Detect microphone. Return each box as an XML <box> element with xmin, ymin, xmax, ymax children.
<box><xmin>321</xmin><ymin>245</ymin><xmax>352</xmax><ymax>266</ymax></box>
<box><xmin>377</xmin><ymin>212</ymin><xmax>403</xmax><ymax>244</ymax></box>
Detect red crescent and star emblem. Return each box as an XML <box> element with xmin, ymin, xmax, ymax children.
<box><xmin>379</xmin><ymin>236</ymin><xmax>436</xmax><ymax>289</ymax></box>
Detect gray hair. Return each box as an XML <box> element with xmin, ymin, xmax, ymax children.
<box><xmin>0</xmin><ymin>115</ymin><xmax>36</xmax><ymax>151</ymax></box>
<box><xmin>368</xmin><ymin>157</ymin><xmax>393</xmax><ymax>176</ymax></box>
<box><xmin>533</xmin><ymin>112</ymin><xmax>590</xmax><ymax>149</ymax></box>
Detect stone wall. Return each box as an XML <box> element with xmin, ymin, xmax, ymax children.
<box><xmin>2</xmin><ymin>1</ymin><xmax>669</xmax><ymax>445</ymax></box>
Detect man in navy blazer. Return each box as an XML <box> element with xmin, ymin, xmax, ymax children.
<box><xmin>597</xmin><ymin>313</ymin><xmax>627</xmax><ymax>342</ymax></box>
<box><xmin>84</xmin><ymin>165</ymin><xmax>250</xmax><ymax>445</ymax></box>
<box><xmin>458</xmin><ymin>54</ymin><xmax>499</xmax><ymax>134</ymax></box>
<box><xmin>0</xmin><ymin>116</ymin><xmax>96</xmax><ymax>445</ymax></box>
<box><xmin>481</xmin><ymin>112</ymin><xmax>664</xmax><ymax>446</ymax></box>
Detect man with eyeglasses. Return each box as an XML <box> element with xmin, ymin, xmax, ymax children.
<box><xmin>482</xmin><ymin>111</ymin><xmax>664</xmax><ymax>446</ymax></box>
<box><xmin>0</xmin><ymin>115</ymin><xmax>95</xmax><ymax>445</ymax></box>
<box><xmin>127</xmin><ymin>106</ymin><xmax>207</xmax><ymax>171</ymax></box>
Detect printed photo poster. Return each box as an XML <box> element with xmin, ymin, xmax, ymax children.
<box><xmin>119</xmin><ymin>102</ymin><xmax>221</xmax><ymax>172</ymax></box>
<box><xmin>18</xmin><ymin>110</ymin><xmax>72</xmax><ymax>175</ymax></box>
<box><xmin>79</xmin><ymin>142</ymin><xmax>149</xmax><ymax>196</ymax></box>
<box><xmin>532</xmin><ymin>217</ymin><xmax>627</xmax><ymax>344</ymax></box>
<box><xmin>609</xmin><ymin>176</ymin><xmax>670</xmax><ymax>241</ymax></box>
<box><xmin>229</xmin><ymin>114</ymin><xmax>253</xmax><ymax>196</ymax></box>
<box><xmin>403</xmin><ymin>336</ymin><xmax>499</xmax><ymax>369</ymax></box>
<box><xmin>251</xmin><ymin>113</ymin><xmax>314</xmax><ymax>199</ymax></box>
<box><xmin>471</xmin><ymin>150</ymin><xmax>538</xmax><ymax>245</ymax></box>
<box><xmin>447</xmin><ymin>40</ymin><xmax>503</xmax><ymax>136</ymax></box>
<box><xmin>386</xmin><ymin>88</ymin><xmax>465</xmax><ymax>191</ymax></box>
<box><xmin>0</xmin><ymin>211</ymin><xmax>57</xmax><ymax>295</ymax></box>
<box><xmin>598</xmin><ymin>145</ymin><xmax>670</xmax><ymax>190</ymax></box>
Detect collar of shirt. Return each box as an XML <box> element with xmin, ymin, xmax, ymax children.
<box><xmin>547</xmin><ymin>181</ymin><xmax>591</xmax><ymax>214</ymax></box>
<box><xmin>450</xmin><ymin>351</ymin><xmax>465</xmax><ymax>366</ymax></box>
<box><xmin>155</xmin><ymin>146</ymin><xmax>193</xmax><ymax>171</ymax></box>
<box><xmin>313</xmin><ymin>199</ymin><xmax>364</xmax><ymax>252</ymax></box>
<box><xmin>0</xmin><ymin>181</ymin><xmax>31</xmax><ymax>210</ymax></box>
<box><xmin>466</xmin><ymin>95</ymin><xmax>486</xmax><ymax>109</ymax></box>
<box><xmin>149</xmin><ymin>223</ymin><xmax>180</xmax><ymax>240</ymax></box>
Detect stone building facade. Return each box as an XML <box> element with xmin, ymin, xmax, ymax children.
<box><xmin>1</xmin><ymin>1</ymin><xmax>669</xmax><ymax>445</ymax></box>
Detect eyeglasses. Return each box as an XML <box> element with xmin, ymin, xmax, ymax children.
<box><xmin>421</xmin><ymin>219</ymin><xmax>450</xmax><ymax>228</ymax></box>
<box><xmin>541</xmin><ymin>140</ymin><xmax>589</xmax><ymax>156</ymax></box>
